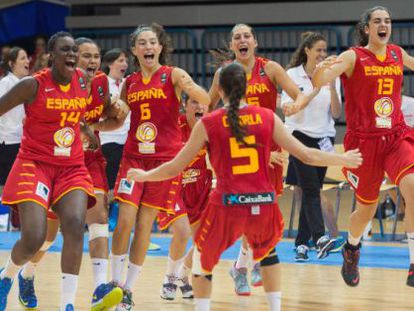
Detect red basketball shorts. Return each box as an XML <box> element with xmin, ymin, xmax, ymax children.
<box><xmin>2</xmin><ymin>158</ymin><xmax>95</xmax><ymax>215</ymax></box>
<box><xmin>85</xmin><ymin>152</ymin><xmax>109</xmax><ymax>194</ymax></box>
<box><xmin>343</xmin><ymin>127</ymin><xmax>414</xmax><ymax>204</ymax></box>
<box><xmin>157</xmin><ymin>170</ymin><xmax>212</xmax><ymax>229</ymax></box>
<box><xmin>114</xmin><ymin>156</ymin><xmax>180</xmax><ymax>214</ymax></box>
<box><xmin>194</xmin><ymin>203</ymin><xmax>284</xmax><ymax>273</ymax></box>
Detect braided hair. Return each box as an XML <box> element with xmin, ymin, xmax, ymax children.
<box><xmin>219</xmin><ymin>63</ymin><xmax>253</xmax><ymax>146</ymax></box>
<box><xmin>47</xmin><ymin>31</ymin><xmax>73</xmax><ymax>53</ymax></box>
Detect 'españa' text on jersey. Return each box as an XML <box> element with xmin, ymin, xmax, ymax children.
<box><xmin>245</xmin><ymin>57</ymin><xmax>278</xmax><ymax>111</ymax></box>
<box><xmin>341</xmin><ymin>44</ymin><xmax>405</xmax><ymax>133</ymax></box>
<box><xmin>18</xmin><ymin>68</ymin><xmax>89</xmax><ymax>165</ymax></box>
<box><xmin>124</xmin><ymin>66</ymin><xmax>182</xmax><ymax>159</ymax></box>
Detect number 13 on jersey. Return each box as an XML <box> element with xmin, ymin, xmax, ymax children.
<box><xmin>229</xmin><ymin>135</ymin><xmax>259</xmax><ymax>175</ymax></box>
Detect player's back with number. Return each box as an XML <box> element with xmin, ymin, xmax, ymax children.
<box><xmin>202</xmin><ymin>105</ymin><xmax>275</xmax><ymax>205</ymax></box>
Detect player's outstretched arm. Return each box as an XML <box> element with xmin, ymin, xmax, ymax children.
<box><xmin>272</xmin><ymin>114</ymin><xmax>362</xmax><ymax>168</ymax></box>
<box><xmin>0</xmin><ymin>77</ymin><xmax>38</xmax><ymax>116</ymax></box>
<box><xmin>402</xmin><ymin>48</ymin><xmax>414</xmax><ymax>71</ymax></box>
<box><xmin>173</xmin><ymin>67</ymin><xmax>210</xmax><ymax>107</ymax></box>
<box><xmin>312</xmin><ymin>50</ymin><xmax>355</xmax><ymax>88</ymax></box>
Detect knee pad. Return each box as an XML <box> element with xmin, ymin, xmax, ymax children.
<box><xmin>260</xmin><ymin>248</ymin><xmax>280</xmax><ymax>267</ymax></box>
<box><xmin>192</xmin><ymin>247</ymin><xmax>203</xmax><ymax>275</ymax></box>
<box><xmin>193</xmin><ymin>274</ymin><xmax>212</xmax><ymax>281</ymax></box>
<box><xmin>40</xmin><ymin>240</ymin><xmax>54</xmax><ymax>252</ymax></box>
<box><xmin>88</xmin><ymin>223</ymin><xmax>109</xmax><ymax>242</ymax></box>
<box><xmin>192</xmin><ymin>248</ymin><xmax>213</xmax><ymax>280</ymax></box>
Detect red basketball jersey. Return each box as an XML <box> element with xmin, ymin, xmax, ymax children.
<box><xmin>84</xmin><ymin>71</ymin><xmax>108</xmax><ymax>160</ymax></box>
<box><xmin>245</xmin><ymin>57</ymin><xmax>278</xmax><ymax>111</ymax></box>
<box><xmin>202</xmin><ymin>105</ymin><xmax>275</xmax><ymax>206</ymax></box>
<box><xmin>84</xmin><ymin>71</ymin><xmax>108</xmax><ymax>124</ymax></box>
<box><xmin>341</xmin><ymin>45</ymin><xmax>405</xmax><ymax>134</ymax></box>
<box><xmin>124</xmin><ymin>66</ymin><xmax>182</xmax><ymax>159</ymax></box>
<box><xmin>18</xmin><ymin>68</ymin><xmax>89</xmax><ymax>166</ymax></box>
<box><xmin>179</xmin><ymin>114</ymin><xmax>208</xmax><ymax>185</ymax></box>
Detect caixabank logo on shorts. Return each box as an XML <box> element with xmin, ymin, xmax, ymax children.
<box><xmin>223</xmin><ymin>192</ymin><xmax>274</xmax><ymax>206</ymax></box>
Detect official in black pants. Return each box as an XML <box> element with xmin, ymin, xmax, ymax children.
<box><xmin>281</xmin><ymin>32</ymin><xmax>342</xmax><ymax>261</ymax></box>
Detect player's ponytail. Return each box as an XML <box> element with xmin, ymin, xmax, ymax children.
<box><xmin>219</xmin><ymin>63</ymin><xmax>252</xmax><ymax>146</ymax></box>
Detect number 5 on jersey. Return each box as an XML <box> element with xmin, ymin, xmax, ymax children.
<box><xmin>229</xmin><ymin>135</ymin><xmax>259</xmax><ymax>175</ymax></box>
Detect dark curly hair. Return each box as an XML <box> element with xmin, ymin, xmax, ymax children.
<box><xmin>355</xmin><ymin>6</ymin><xmax>391</xmax><ymax>46</ymax></box>
<box><xmin>129</xmin><ymin>23</ymin><xmax>173</xmax><ymax>69</ymax></box>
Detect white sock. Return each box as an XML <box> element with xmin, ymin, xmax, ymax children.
<box><xmin>61</xmin><ymin>273</ymin><xmax>78</xmax><ymax>309</ymax></box>
<box><xmin>111</xmin><ymin>253</ymin><xmax>127</xmax><ymax>285</ymax></box>
<box><xmin>177</xmin><ymin>263</ymin><xmax>191</xmax><ymax>280</ymax></box>
<box><xmin>235</xmin><ymin>246</ymin><xmax>249</xmax><ymax>269</ymax></box>
<box><xmin>163</xmin><ymin>256</ymin><xmax>183</xmax><ymax>283</ymax></box>
<box><xmin>347</xmin><ymin>232</ymin><xmax>361</xmax><ymax>246</ymax></box>
<box><xmin>124</xmin><ymin>261</ymin><xmax>142</xmax><ymax>291</ymax></box>
<box><xmin>0</xmin><ymin>256</ymin><xmax>22</xmax><ymax>279</ymax></box>
<box><xmin>195</xmin><ymin>298</ymin><xmax>211</xmax><ymax>311</ymax></box>
<box><xmin>21</xmin><ymin>261</ymin><xmax>37</xmax><ymax>279</ymax></box>
<box><xmin>407</xmin><ymin>233</ymin><xmax>414</xmax><ymax>264</ymax></box>
<box><xmin>91</xmin><ymin>258</ymin><xmax>108</xmax><ymax>288</ymax></box>
<box><xmin>266</xmin><ymin>291</ymin><xmax>282</xmax><ymax>311</ymax></box>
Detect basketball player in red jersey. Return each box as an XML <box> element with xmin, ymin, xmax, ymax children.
<box><xmin>157</xmin><ymin>95</ymin><xmax>212</xmax><ymax>301</ymax></box>
<box><xmin>127</xmin><ymin>63</ymin><xmax>362</xmax><ymax>311</ymax></box>
<box><xmin>209</xmin><ymin>23</ymin><xmax>310</xmax><ymax>295</ymax></box>
<box><xmin>17</xmin><ymin>37</ymin><xmax>125</xmax><ymax>310</ymax></box>
<box><xmin>313</xmin><ymin>6</ymin><xmax>414</xmax><ymax>287</ymax></box>
<box><xmin>0</xmin><ymin>32</ymin><xmax>96</xmax><ymax>311</ymax></box>
<box><xmin>110</xmin><ymin>23</ymin><xmax>210</xmax><ymax>309</ymax></box>
<box><xmin>76</xmin><ymin>37</ymin><xmax>125</xmax><ymax>309</ymax></box>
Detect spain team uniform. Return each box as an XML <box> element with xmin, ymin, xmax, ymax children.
<box><xmin>114</xmin><ymin>66</ymin><xmax>181</xmax><ymax>213</ymax></box>
<box><xmin>83</xmin><ymin>71</ymin><xmax>110</xmax><ymax>195</ymax></box>
<box><xmin>245</xmin><ymin>57</ymin><xmax>284</xmax><ymax>195</ymax></box>
<box><xmin>195</xmin><ymin>105</ymin><xmax>284</xmax><ymax>272</ymax></box>
<box><xmin>341</xmin><ymin>44</ymin><xmax>414</xmax><ymax>203</ymax></box>
<box><xmin>157</xmin><ymin>115</ymin><xmax>213</xmax><ymax>230</ymax></box>
<box><xmin>2</xmin><ymin>68</ymin><xmax>95</xmax><ymax>211</ymax></box>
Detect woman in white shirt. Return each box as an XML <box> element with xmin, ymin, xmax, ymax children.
<box><xmin>0</xmin><ymin>47</ymin><xmax>29</xmax><ymax>196</ymax></box>
<box><xmin>100</xmin><ymin>48</ymin><xmax>129</xmax><ymax>193</ymax></box>
<box><xmin>282</xmin><ymin>32</ymin><xmax>342</xmax><ymax>261</ymax></box>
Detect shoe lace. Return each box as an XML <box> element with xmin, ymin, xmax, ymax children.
<box><xmin>166</xmin><ymin>274</ymin><xmax>177</xmax><ymax>284</ymax></box>
<box><xmin>22</xmin><ymin>278</ymin><xmax>36</xmax><ymax>300</ymax></box>
<box><xmin>0</xmin><ymin>283</ymin><xmax>8</xmax><ymax>301</ymax></box>
<box><xmin>235</xmin><ymin>270</ymin><xmax>248</xmax><ymax>288</ymax></box>
<box><xmin>122</xmin><ymin>290</ymin><xmax>135</xmax><ymax>306</ymax></box>
<box><xmin>297</xmin><ymin>245</ymin><xmax>308</xmax><ymax>255</ymax></box>
<box><xmin>345</xmin><ymin>248</ymin><xmax>360</xmax><ymax>273</ymax></box>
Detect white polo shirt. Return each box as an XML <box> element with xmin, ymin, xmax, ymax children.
<box><xmin>99</xmin><ymin>76</ymin><xmax>131</xmax><ymax>145</ymax></box>
<box><xmin>401</xmin><ymin>95</ymin><xmax>414</xmax><ymax>128</ymax></box>
<box><xmin>0</xmin><ymin>72</ymin><xmax>25</xmax><ymax>144</ymax></box>
<box><xmin>281</xmin><ymin>65</ymin><xmax>341</xmax><ymax>138</ymax></box>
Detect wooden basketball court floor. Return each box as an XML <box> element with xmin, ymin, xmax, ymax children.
<box><xmin>1</xmin><ymin>189</ymin><xmax>414</xmax><ymax>310</ymax></box>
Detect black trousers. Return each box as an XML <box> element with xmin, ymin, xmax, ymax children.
<box><xmin>291</xmin><ymin>131</ymin><xmax>332</xmax><ymax>246</ymax></box>
<box><xmin>0</xmin><ymin>143</ymin><xmax>20</xmax><ymax>185</ymax></box>
<box><xmin>101</xmin><ymin>143</ymin><xmax>124</xmax><ymax>190</ymax></box>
